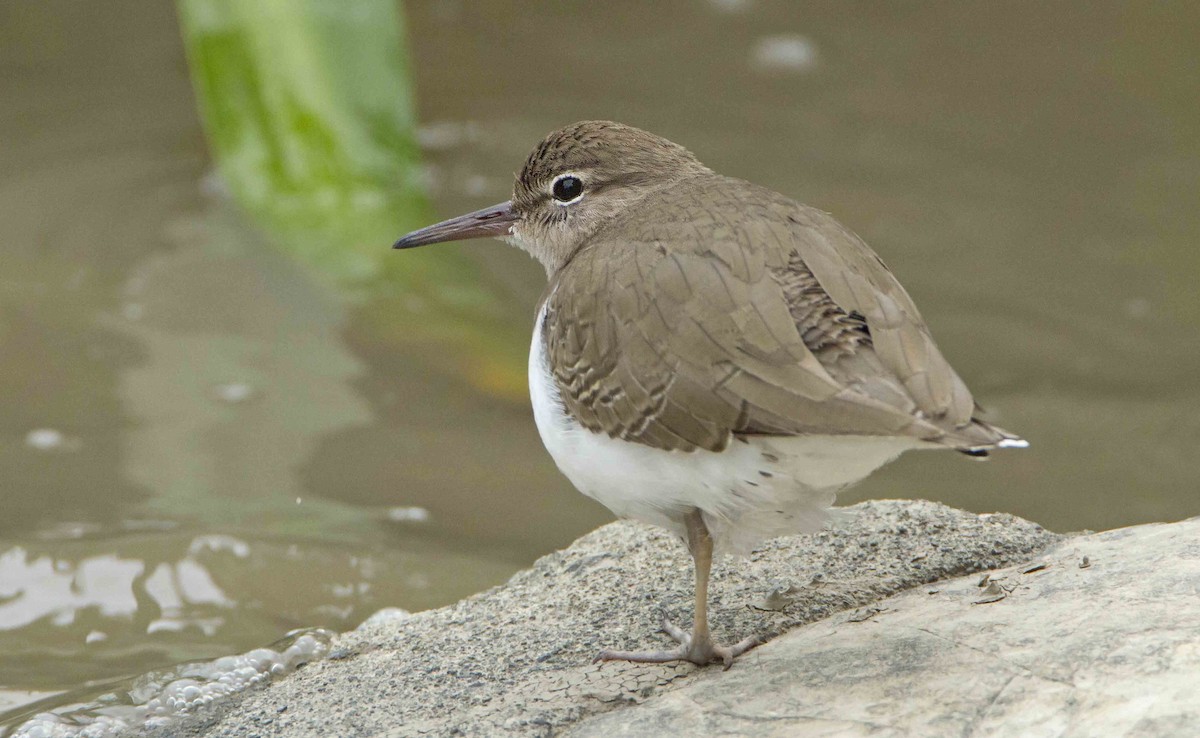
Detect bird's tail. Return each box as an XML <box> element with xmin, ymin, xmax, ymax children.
<box><xmin>942</xmin><ymin>417</ymin><xmax>1028</xmax><ymax>458</ymax></box>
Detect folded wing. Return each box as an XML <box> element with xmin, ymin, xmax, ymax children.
<box><xmin>543</xmin><ymin>177</ymin><xmax>1017</xmax><ymax>453</ymax></box>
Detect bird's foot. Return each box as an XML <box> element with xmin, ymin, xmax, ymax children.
<box><xmin>594</xmin><ymin>617</ymin><xmax>759</xmax><ymax>670</ymax></box>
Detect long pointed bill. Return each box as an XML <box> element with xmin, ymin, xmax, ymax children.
<box><xmin>392</xmin><ymin>201</ymin><xmax>516</xmax><ymax>249</ymax></box>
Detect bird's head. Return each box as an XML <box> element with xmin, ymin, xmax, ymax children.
<box><xmin>393</xmin><ymin>121</ymin><xmax>710</xmax><ymax>275</ymax></box>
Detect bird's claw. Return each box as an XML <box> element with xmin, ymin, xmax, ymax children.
<box><xmin>594</xmin><ymin>619</ymin><xmax>759</xmax><ymax>668</ymax></box>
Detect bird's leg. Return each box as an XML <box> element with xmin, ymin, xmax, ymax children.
<box><xmin>595</xmin><ymin>509</ymin><xmax>759</xmax><ymax>669</ymax></box>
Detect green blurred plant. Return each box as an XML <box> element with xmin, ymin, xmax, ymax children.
<box><xmin>177</xmin><ymin>0</ymin><xmax>527</xmax><ymax>396</ymax></box>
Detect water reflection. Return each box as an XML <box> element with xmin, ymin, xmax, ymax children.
<box><xmin>0</xmin><ymin>526</ymin><xmax>516</xmax><ymax>690</ymax></box>
<box><xmin>0</xmin><ymin>543</ymin><xmax>231</xmax><ymax>642</ymax></box>
<box><xmin>0</xmin><ymin>550</ymin><xmax>146</xmax><ymax>632</ymax></box>
<box><xmin>109</xmin><ymin>201</ymin><xmax>376</xmax><ymax>535</ymax></box>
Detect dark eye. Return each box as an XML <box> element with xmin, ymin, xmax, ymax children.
<box><xmin>551</xmin><ymin>175</ymin><xmax>583</xmax><ymax>202</ymax></box>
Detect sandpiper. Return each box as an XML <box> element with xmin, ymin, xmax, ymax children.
<box><xmin>394</xmin><ymin>121</ymin><xmax>1026</xmax><ymax>668</ymax></box>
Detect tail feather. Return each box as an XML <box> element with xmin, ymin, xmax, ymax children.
<box><xmin>940</xmin><ymin>417</ymin><xmax>1028</xmax><ymax>455</ymax></box>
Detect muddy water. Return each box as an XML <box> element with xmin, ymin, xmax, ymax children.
<box><xmin>2</xmin><ymin>0</ymin><xmax>1198</xmax><ymax>715</ymax></box>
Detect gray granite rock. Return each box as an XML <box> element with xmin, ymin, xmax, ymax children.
<box><xmin>569</xmin><ymin>517</ymin><xmax>1200</xmax><ymax>738</ymax></box>
<box><xmin>140</xmin><ymin>500</ymin><xmax>1064</xmax><ymax>737</ymax></box>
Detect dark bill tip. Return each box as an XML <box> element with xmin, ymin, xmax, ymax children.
<box><xmin>392</xmin><ymin>201</ymin><xmax>516</xmax><ymax>249</ymax></box>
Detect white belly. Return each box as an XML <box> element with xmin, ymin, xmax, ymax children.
<box><xmin>528</xmin><ymin>304</ymin><xmax>922</xmax><ymax>553</ymax></box>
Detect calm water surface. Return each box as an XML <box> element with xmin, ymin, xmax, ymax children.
<box><xmin>2</xmin><ymin>0</ymin><xmax>1198</xmax><ymax>715</ymax></box>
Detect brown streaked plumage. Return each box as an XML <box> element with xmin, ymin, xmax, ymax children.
<box><xmin>393</xmin><ymin>120</ymin><xmax>1026</xmax><ymax>668</ymax></box>
<box><xmin>542</xmin><ymin>173</ymin><xmax>1017</xmax><ymax>454</ymax></box>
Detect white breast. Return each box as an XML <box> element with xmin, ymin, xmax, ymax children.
<box><xmin>528</xmin><ymin>303</ymin><xmax>924</xmax><ymax>553</ymax></box>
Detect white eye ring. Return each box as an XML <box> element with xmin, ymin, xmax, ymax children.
<box><xmin>550</xmin><ymin>173</ymin><xmax>585</xmax><ymax>206</ymax></box>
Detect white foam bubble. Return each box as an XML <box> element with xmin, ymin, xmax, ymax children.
<box><xmin>5</xmin><ymin>629</ymin><xmax>334</xmax><ymax>738</ymax></box>
<box><xmin>751</xmin><ymin>34</ymin><xmax>818</xmax><ymax>73</ymax></box>
<box><xmin>25</xmin><ymin>429</ymin><xmax>65</xmax><ymax>452</ymax></box>
<box><xmin>386</xmin><ymin>506</ymin><xmax>431</xmax><ymax>524</ymax></box>
<box><xmin>211</xmin><ymin>382</ymin><xmax>255</xmax><ymax>404</ymax></box>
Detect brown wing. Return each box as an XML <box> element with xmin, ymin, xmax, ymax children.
<box><xmin>543</xmin><ymin>176</ymin><xmax>1001</xmax><ymax>452</ymax></box>
<box><xmin>783</xmin><ymin>203</ymin><xmax>975</xmax><ymax>426</ymax></box>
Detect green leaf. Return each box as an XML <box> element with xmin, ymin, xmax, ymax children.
<box><xmin>177</xmin><ymin>0</ymin><xmax>528</xmax><ymax>397</ymax></box>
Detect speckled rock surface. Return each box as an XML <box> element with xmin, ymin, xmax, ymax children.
<box><xmin>139</xmin><ymin>500</ymin><xmax>1059</xmax><ymax>738</ymax></box>
<box><xmin>569</xmin><ymin>517</ymin><xmax>1200</xmax><ymax>738</ymax></box>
